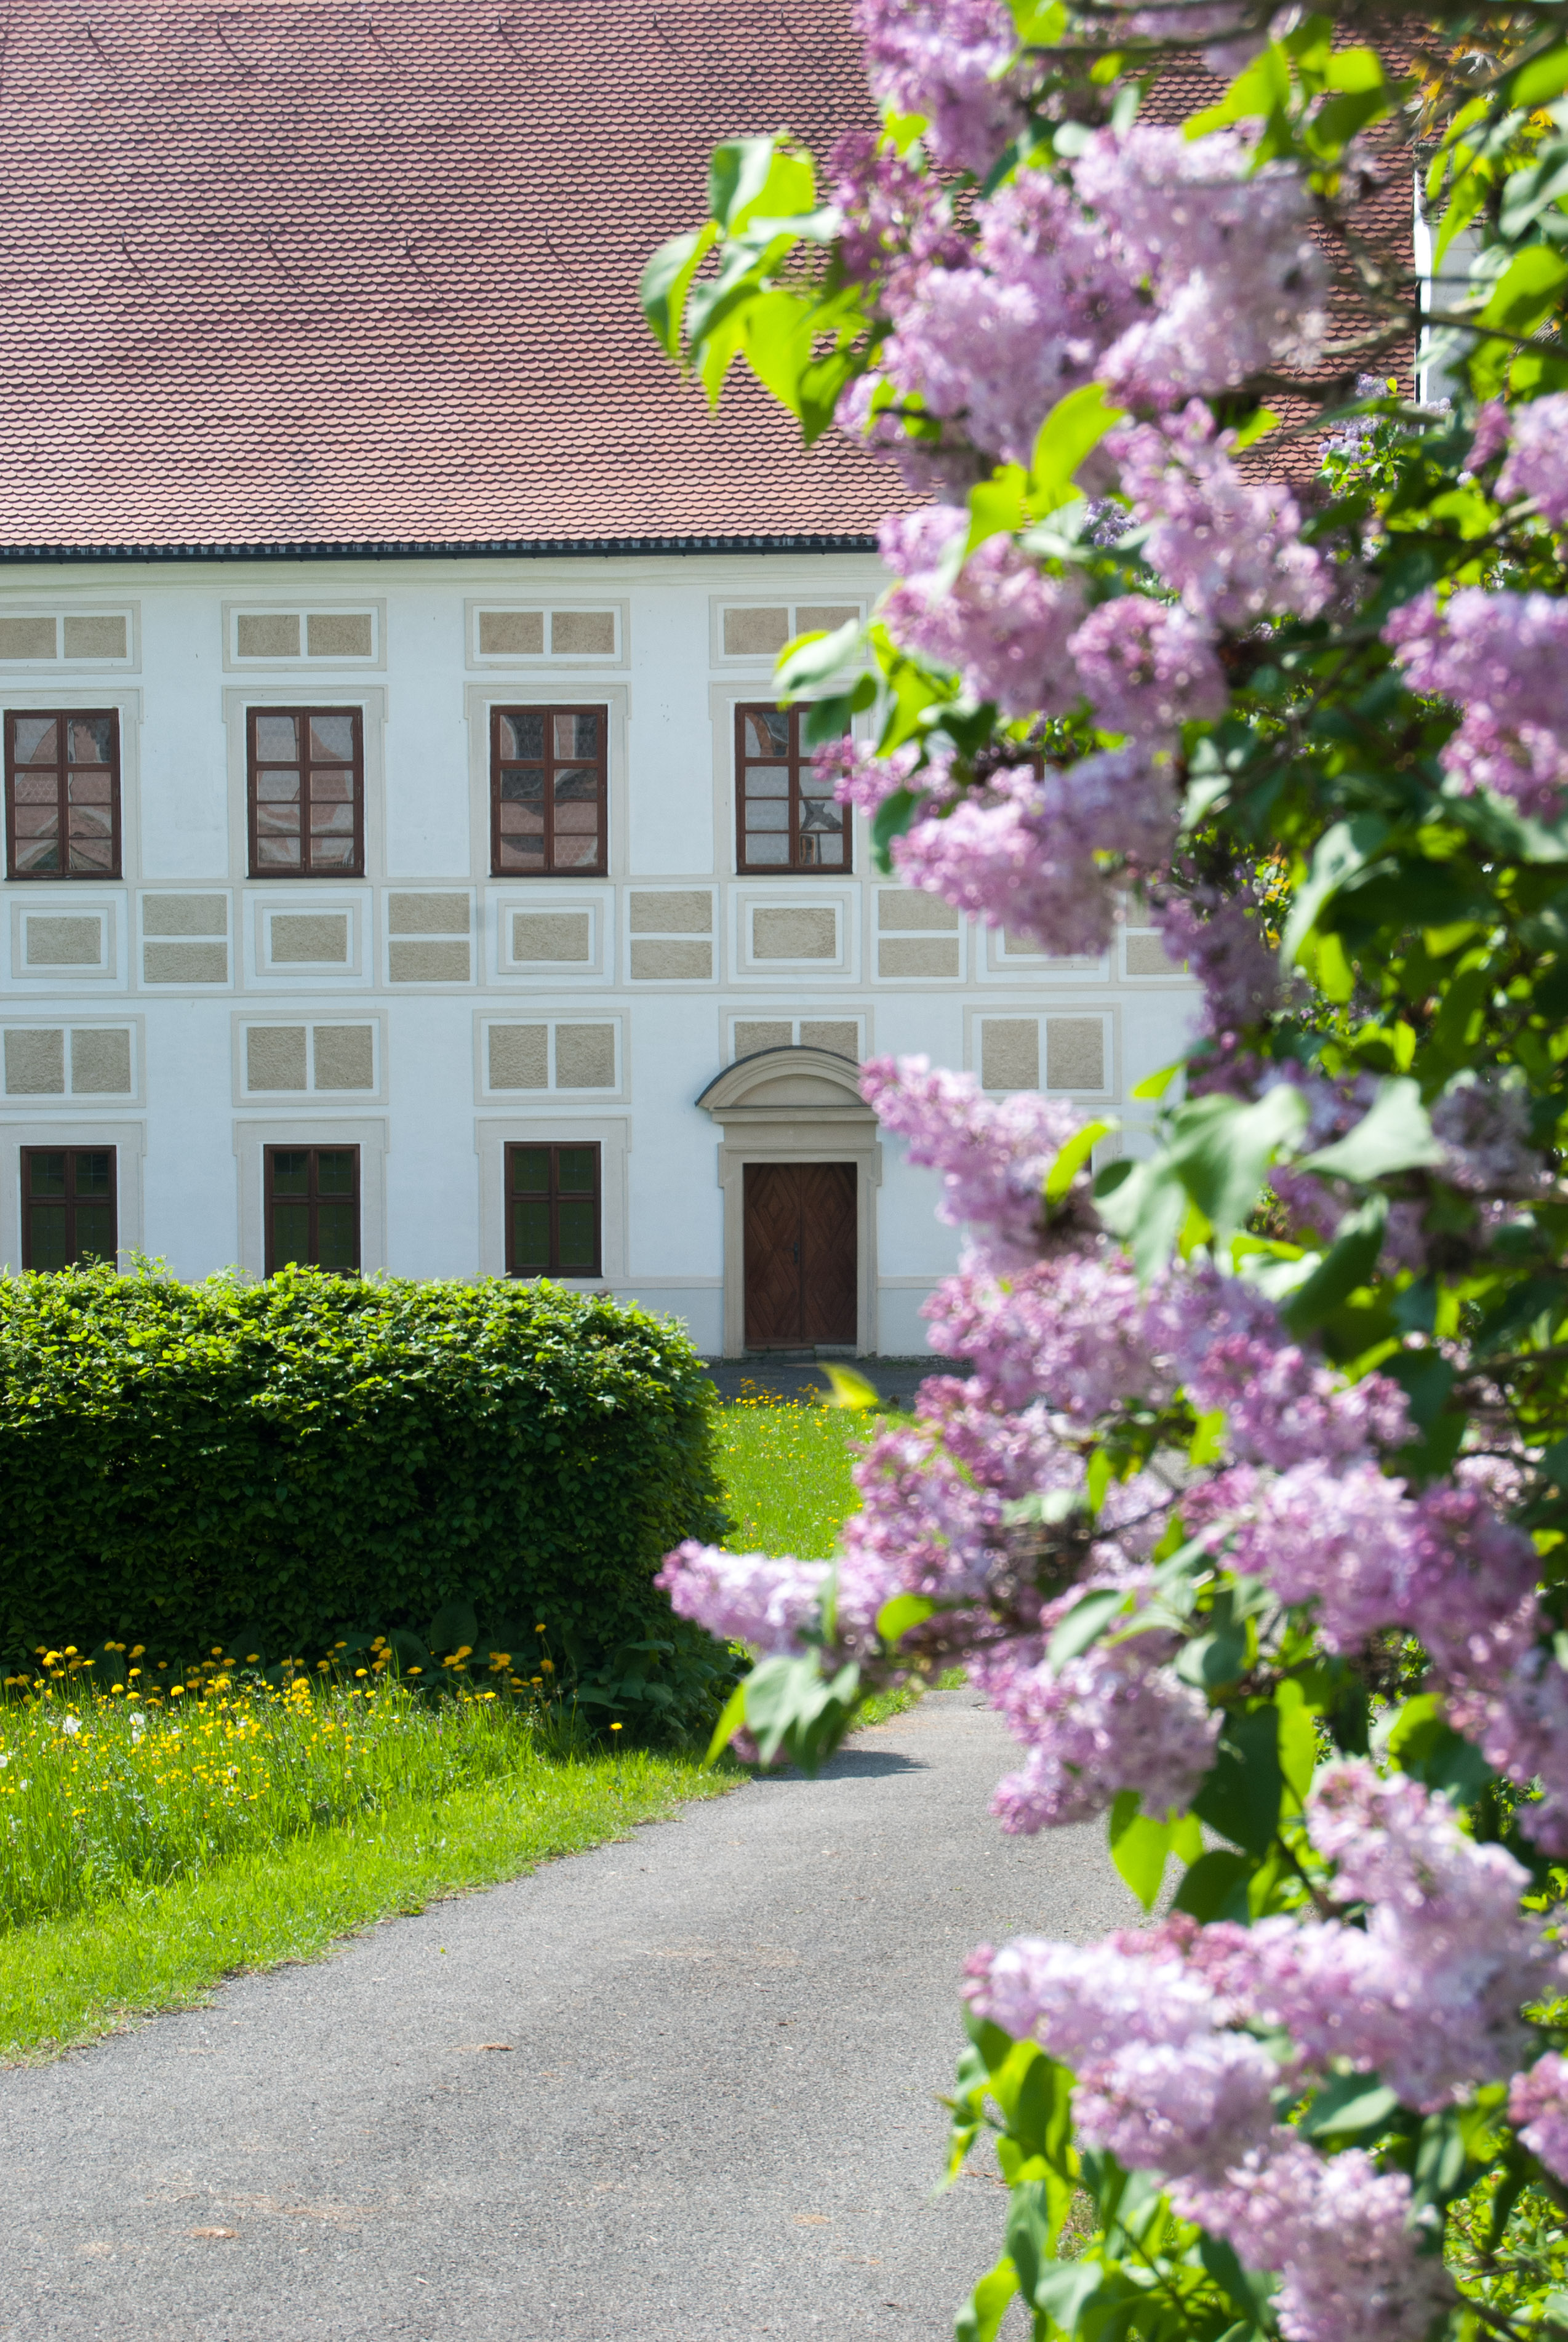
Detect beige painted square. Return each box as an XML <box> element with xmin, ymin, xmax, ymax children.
<box><xmin>144</xmin><ymin>941</ymin><xmax>227</xmax><ymax>983</ymax></box>
<box><xmin>878</xmin><ymin>889</ymin><xmax>957</xmax><ymax>932</ymax></box>
<box><xmin>270</xmin><ymin>914</ymin><xmax>349</xmax><ymax>966</ymax></box>
<box><xmin>5</xmin><ymin>1028</ymin><xmax>63</xmax><ymax>1094</ymax></box>
<box><xmin>511</xmin><ymin>911</ymin><xmax>591</xmax><ymax>963</ymax></box>
<box><xmin>752</xmin><ymin>906</ymin><xmax>835</xmax><ymax>962</ymax></box>
<box><xmin>25</xmin><ymin>917</ymin><xmax>102</xmax><ymax>967</ymax></box>
<box><xmin>734</xmin><ymin>1020</ymin><xmax>792</xmax><ymax>1057</ymax></box>
<box><xmin>312</xmin><ymin>1025</ymin><xmax>375</xmax><ymax>1090</ymax></box>
<box><xmin>1046</xmin><ymin>1017</ymin><xmax>1106</xmax><ymax>1092</ymax></box>
<box><xmin>142</xmin><ymin>895</ymin><xmax>226</xmax><ymax>938</ymax></box>
<box><xmin>982</xmin><ymin>1020</ymin><xmax>1040</xmax><ymax>1093</ymax></box>
<box><xmin>723</xmin><ymin>607</ymin><xmax>790</xmax><ymax>657</ymax></box>
<box><xmin>1126</xmin><ymin>932</ymin><xmax>1183</xmax><ymax>976</ymax></box>
<box><xmin>236</xmin><ymin>612</ymin><xmax>300</xmax><ymax>659</ymax></box>
<box><xmin>388</xmin><ymin>892</ymin><xmax>470</xmax><ymax>935</ymax></box>
<box><xmin>389</xmin><ymin>941</ymin><xmax>470</xmax><ymax>983</ymax></box>
<box><xmin>554</xmin><ymin>1024</ymin><xmax>616</xmax><ymax>1089</ymax></box>
<box><xmin>795</xmin><ymin>604</ymin><xmax>859</xmax><ymax>636</ymax></box>
<box><xmin>489</xmin><ymin>1025</ymin><xmax>549</xmax><ymax>1090</ymax></box>
<box><xmin>70</xmin><ymin>1028</ymin><xmax>132</xmax><ymax>1094</ymax></box>
<box><xmin>801</xmin><ymin>1021</ymin><xmax>858</xmax><ymax>1059</ymax></box>
<box><xmin>630</xmin><ymin>940</ymin><xmax>710</xmax><ymax>980</ymax></box>
<box><xmin>629</xmin><ymin>890</ymin><xmax>711</xmax><ymax>935</ymax></box>
<box><xmin>0</xmin><ymin>616</ymin><xmax>56</xmax><ymax>660</ymax></box>
<box><xmin>1003</xmin><ymin>929</ymin><xmax>1100</xmax><ymax>970</ymax></box>
<box><xmin>479</xmin><ymin>610</ymin><xmax>545</xmax><ymax>656</ymax></box>
<box><xmin>879</xmin><ymin>938</ymin><xmax>958</xmax><ymax>979</ymax></box>
<box><xmin>63</xmin><ymin>615</ymin><xmax>127</xmax><ymax>660</ymax></box>
<box><xmin>306</xmin><ymin>612</ymin><xmax>373</xmax><ymax>658</ymax></box>
<box><xmin>247</xmin><ymin>1026</ymin><xmax>308</xmax><ymax>1092</ymax></box>
<box><xmin>551</xmin><ymin>610</ymin><xmax>615</xmax><ymax>656</ymax></box>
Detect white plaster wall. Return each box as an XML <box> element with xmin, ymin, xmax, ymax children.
<box><xmin>0</xmin><ymin>553</ymin><xmax>1199</xmax><ymax>1351</ymax></box>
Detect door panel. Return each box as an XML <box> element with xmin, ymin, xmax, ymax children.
<box><xmin>743</xmin><ymin>1161</ymin><xmax>857</xmax><ymax>1348</ymax></box>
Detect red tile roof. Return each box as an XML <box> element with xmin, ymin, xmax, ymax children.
<box><xmin>0</xmin><ymin>1</ymin><xmax>895</xmax><ymax>556</ymax></box>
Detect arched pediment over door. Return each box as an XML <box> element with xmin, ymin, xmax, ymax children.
<box><xmin>696</xmin><ymin>1046</ymin><xmax>881</xmax><ymax>1359</ymax></box>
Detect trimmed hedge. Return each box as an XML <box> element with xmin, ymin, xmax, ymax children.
<box><xmin>0</xmin><ymin>1265</ymin><xmax>728</xmax><ymax>1673</ymax></box>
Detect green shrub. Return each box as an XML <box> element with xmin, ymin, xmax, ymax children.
<box><xmin>0</xmin><ymin>1265</ymin><xmax>728</xmax><ymax>1684</ymax></box>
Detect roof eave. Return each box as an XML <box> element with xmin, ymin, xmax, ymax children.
<box><xmin>0</xmin><ymin>532</ymin><xmax>882</xmax><ymax>564</ymax></box>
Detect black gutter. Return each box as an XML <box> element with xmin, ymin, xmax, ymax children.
<box><xmin>0</xmin><ymin>532</ymin><xmax>881</xmax><ymax>564</ymax></box>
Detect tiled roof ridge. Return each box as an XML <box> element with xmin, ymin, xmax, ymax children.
<box><xmin>0</xmin><ymin>533</ymin><xmax>881</xmax><ymax>564</ymax></box>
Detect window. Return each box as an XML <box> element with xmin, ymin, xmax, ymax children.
<box><xmin>735</xmin><ymin>705</ymin><xmax>850</xmax><ymax>873</ymax></box>
<box><xmin>5</xmin><ymin>711</ymin><xmax>120</xmax><ymax>879</ymax></box>
<box><xmin>264</xmin><ymin>1146</ymin><xmax>360</xmax><ymax>1273</ymax></box>
<box><xmin>21</xmin><ymin>1148</ymin><xmax>116</xmax><ymax>1269</ymax></box>
<box><xmin>505</xmin><ymin>1143</ymin><xmax>601</xmax><ymax>1277</ymax></box>
<box><xmin>490</xmin><ymin>706</ymin><xmax>607</xmax><ymax>876</ymax></box>
<box><xmin>247</xmin><ymin>708</ymin><xmax>364</xmax><ymax>877</ymax></box>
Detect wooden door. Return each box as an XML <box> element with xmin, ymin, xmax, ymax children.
<box><xmin>743</xmin><ymin>1162</ymin><xmax>857</xmax><ymax>1348</ymax></box>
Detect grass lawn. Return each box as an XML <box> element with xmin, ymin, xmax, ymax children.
<box><xmin>0</xmin><ymin>1392</ymin><xmax>929</xmax><ymax>2062</ymax></box>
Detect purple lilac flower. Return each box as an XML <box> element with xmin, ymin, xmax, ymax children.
<box><xmin>1110</xmin><ymin>404</ymin><xmax>1332</xmax><ymax>627</ymax></box>
<box><xmin>854</xmin><ymin>0</ymin><xmax>1024</xmax><ymax>174</ymax></box>
<box><xmin>655</xmin><ymin>1542</ymin><xmax>829</xmax><ymax>1655</ymax></box>
<box><xmin>859</xmin><ymin>1053</ymin><xmax>1090</xmax><ymax>1268</ymax></box>
<box><xmin>879</xmin><ymin>508</ymin><xmax>1087</xmax><ymax>718</ymax></box>
<box><xmin>1496</xmin><ymin>391</ymin><xmax>1568</xmax><ymax>529</ymax></box>
<box><xmin>1509</xmin><ymin>2050</ymin><xmax>1568</xmax><ymax>2181</ymax></box>
<box><xmin>1068</xmin><ymin>596</ymin><xmax>1227</xmax><ymax>742</ymax></box>
<box><xmin>1385</xmin><ymin>585</ymin><xmax>1568</xmax><ymax>818</ymax></box>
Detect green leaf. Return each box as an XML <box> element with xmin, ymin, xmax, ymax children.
<box><xmin>1300</xmin><ymin>2074</ymin><xmax>1402</xmax><ymax>2142</ymax></box>
<box><xmin>1302</xmin><ymin>1077</ymin><xmax>1443</xmax><ymax>1183</ymax></box>
<box><xmin>1174</xmin><ymin>1848</ymin><xmax>1257</xmax><ymax>1922</ymax></box>
<box><xmin>1166</xmin><ymin>1087</ymin><xmax>1311</xmax><ymax>1237</ymax></box>
<box><xmin>1185</xmin><ymin>40</ymin><xmax>1290</xmax><ymax>135</ymax></box>
<box><xmin>1047</xmin><ymin>1585</ymin><xmax>1129</xmax><ymax>1669</ymax></box>
<box><xmin>1282</xmin><ymin>816</ymin><xmax>1389</xmax><ymax>964</ymax></box>
<box><xmin>1045</xmin><ymin>1119</ymin><xmax>1113</xmax><ymax>1206</ymax></box>
<box><xmin>954</xmin><ymin>2255</ymin><xmax>1020</xmax><ymax>2342</ymax></box>
<box><xmin>639</xmin><ymin>223</ymin><xmax>718</xmax><ymax>358</ymax></box>
<box><xmin>705</xmin><ymin>1680</ymin><xmax>748</xmax><ymax>1766</ymax></box>
<box><xmin>742</xmin><ymin>290</ymin><xmax>816</xmax><ymax>410</ymax></box>
<box><xmin>1031</xmin><ymin>2260</ymin><xmax>1107</xmax><ymax>2324</ymax></box>
<box><xmin>775</xmin><ymin>618</ymin><xmax>866</xmax><ymax>697</ymax></box>
<box><xmin>1281</xmin><ymin>1194</ymin><xmax>1387</xmax><ymax>1336</ymax></box>
<box><xmin>821</xmin><ymin>1362</ymin><xmax>881</xmax><ymax>1410</ymax></box>
<box><xmin>1110</xmin><ymin>1791</ymin><xmax>1173</xmax><ymax>1910</ymax></box>
<box><xmin>1007</xmin><ymin>0</ymin><xmax>1065</xmax><ymax>39</ymax></box>
<box><xmin>1510</xmin><ymin>44</ymin><xmax>1568</xmax><ymax>108</ymax></box>
<box><xmin>1276</xmin><ymin>1678</ymin><xmax>1318</xmax><ymax>1804</ymax></box>
<box><xmin>1193</xmin><ymin>1708</ymin><xmax>1283</xmax><ymax>1856</ymax></box>
<box><xmin>1189</xmin><ymin>1408</ymin><xmax>1226</xmax><ymax>1466</ymax></box>
<box><xmin>1132</xmin><ymin>1061</ymin><xmax>1180</xmax><ymax>1101</ymax></box>
<box><xmin>1029</xmin><ymin>380</ymin><xmax>1123</xmax><ymax>502</ymax></box>
<box><xmin>742</xmin><ymin>1652</ymin><xmax>861</xmax><ymax>1770</ymax></box>
<box><xmin>1476</xmin><ymin>242</ymin><xmax>1568</xmax><ymax>337</ymax></box>
<box><xmin>876</xmin><ymin>1592</ymin><xmax>936</xmax><ymax>1647</ymax></box>
<box><xmin>706</xmin><ymin>137</ymin><xmax>815</xmax><ymax>233</ymax></box>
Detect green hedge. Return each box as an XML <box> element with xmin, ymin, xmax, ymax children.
<box><xmin>0</xmin><ymin>1266</ymin><xmax>727</xmax><ymax>1674</ymax></box>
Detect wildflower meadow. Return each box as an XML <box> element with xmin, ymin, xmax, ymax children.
<box><xmin>647</xmin><ymin>2</ymin><xmax>1568</xmax><ymax>2335</ymax></box>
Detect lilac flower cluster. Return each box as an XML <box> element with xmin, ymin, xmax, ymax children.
<box><xmin>1496</xmin><ymin>390</ymin><xmax>1568</xmax><ymax>530</ymax></box>
<box><xmin>1509</xmin><ymin>2052</ymin><xmax>1568</xmax><ymax>2183</ymax></box>
<box><xmin>1385</xmin><ymin>586</ymin><xmax>1568</xmax><ymax>818</ymax></box>
<box><xmin>654</xmin><ymin>1542</ymin><xmax>831</xmax><ymax>1654</ymax></box>
<box><xmin>1110</xmin><ymin>403</ymin><xmax>1332</xmax><ymax>629</ymax></box>
<box><xmin>854</xmin><ymin>0</ymin><xmax>1024</xmax><ymax>174</ymax></box>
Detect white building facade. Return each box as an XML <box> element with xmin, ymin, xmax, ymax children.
<box><xmin>0</xmin><ymin>556</ymin><xmax>1195</xmax><ymax>1352</ymax></box>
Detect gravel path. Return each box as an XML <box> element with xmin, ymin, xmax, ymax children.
<box><xmin>0</xmin><ymin>1689</ymin><xmax>1132</xmax><ymax>2341</ymax></box>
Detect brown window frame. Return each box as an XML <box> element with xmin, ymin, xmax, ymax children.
<box><xmin>20</xmin><ymin>1146</ymin><xmax>118</xmax><ymax>1270</ymax></box>
<box><xmin>246</xmin><ymin>706</ymin><xmax>366</xmax><ymax>881</ymax></box>
<box><xmin>735</xmin><ymin>702</ymin><xmax>852</xmax><ymax>876</ymax></box>
<box><xmin>489</xmin><ymin>703</ymin><xmax>609</xmax><ymax>878</ymax></box>
<box><xmin>263</xmin><ymin>1145</ymin><xmax>362</xmax><ymax>1275</ymax></box>
<box><xmin>504</xmin><ymin>1141</ymin><xmax>602</xmax><ymax>1279</ymax></box>
<box><xmin>4</xmin><ymin>709</ymin><xmax>122</xmax><ymax>881</ymax></box>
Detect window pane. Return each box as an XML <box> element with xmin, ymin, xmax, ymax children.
<box><xmin>556</xmin><ymin>1198</ymin><xmax>597</xmax><ymax>1271</ymax></box>
<box><xmin>73</xmin><ymin>1202</ymin><xmax>115</xmax><ymax>1262</ymax></box>
<box><xmin>27</xmin><ymin>1201</ymin><xmax>69</xmax><ymax>1271</ymax></box>
<box><xmin>28</xmin><ymin>1153</ymin><xmax>66</xmax><ymax>1196</ymax></box>
<box><xmin>14</xmin><ymin>718</ymin><xmax>58</xmax><ymax>764</ymax></box>
<box><xmin>802</xmin><ymin>833</ymin><xmax>846</xmax><ymax>866</ymax></box>
<box><xmin>14</xmin><ymin>837</ymin><xmax>61</xmax><ymax>873</ymax></box>
<box><xmin>745</xmin><ymin>833</ymin><xmax>790</xmax><ymax>864</ymax></box>
<box><xmin>496</xmin><ymin>836</ymin><xmax>545</xmax><ymax>867</ymax></box>
<box><xmin>308</xmin><ymin>715</ymin><xmax>355</xmax><ymax>761</ymax></box>
<box><xmin>554</xmin><ymin>712</ymin><xmax>598</xmax><ymax>759</ymax></box>
<box><xmin>15</xmin><ymin>802</ymin><xmax>62</xmax><ymax>836</ymax></box>
<box><xmin>743</xmin><ymin>710</ymin><xmax>789</xmax><ymax>756</ymax></box>
<box><xmin>271</xmin><ymin>1151</ymin><xmax>310</xmax><ymax>1197</ymax></box>
<box><xmin>800</xmin><ymin>792</ymin><xmax>840</xmax><ymax>831</ymax></box>
<box><xmin>744</xmin><ymin>765</ymin><xmax>789</xmax><ymax>796</ymax></box>
<box><xmin>552</xmin><ymin>833</ymin><xmax>600</xmax><ymax>868</ymax></box>
<box><xmin>65</xmin><ymin>717</ymin><xmax>114</xmax><ymax>765</ymax></box>
<box><xmin>314</xmin><ymin>1201</ymin><xmax>358</xmax><ymax>1269</ymax></box>
<box><xmin>745</xmin><ymin>801</ymin><xmax>789</xmax><ymax>831</ymax></box>
<box><xmin>511</xmin><ymin>1197</ymin><xmax>551</xmax><ymax>1269</ymax></box>
<box><xmin>67</xmin><ymin>769</ymin><xmax>113</xmax><ymax>804</ymax></box>
<box><xmin>256</xmin><ymin>769</ymin><xmax>302</xmax><ymax>804</ymax></box>
<box><xmin>15</xmin><ymin>773</ymin><xmax>59</xmax><ymax>805</ymax></box>
<box><xmin>73</xmin><ymin>1152</ymin><xmax>113</xmax><ymax>1196</ymax></box>
<box><xmin>68</xmin><ymin>837</ymin><xmax>115</xmax><ymax>873</ymax></box>
<box><xmin>309</xmin><ymin>836</ymin><xmax>356</xmax><ymax>869</ymax></box>
<box><xmin>500</xmin><ymin>769</ymin><xmax>545</xmax><ymax>807</ymax></box>
<box><xmin>270</xmin><ymin>1201</ymin><xmax>311</xmax><ymax>1266</ymax></box>
<box><xmin>510</xmin><ymin>1149</ymin><xmax>550</xmax><ymax>1194</ymax></box>
<box><xmin>310</xmin><ymin>769</ymin><xmax>354</xmax><ymax>802</ymax></box>
<box><xmin>254</xmin><ymin>714</ymin><xmax>298</xmax><ymax>760</ymax></box>
<box><xmin>255</xmin><ymin>837</ymin><xmax>303</xmax><ymax>868</ymax></box>
<box><xmin>315</xmin><ymin>1151</ymin><xmax>355</xmax><ymax>1197</ymax></box>
<box><xmin>557</xmin><ymin>1148</ymin><xmax>597</xmax><ymax>1193</ymax></box>
<box><xmin>499</xmin><ymin>712</ymin><xmax>544</xmax><ymax>760</ymax></box>
<box><xmin>308</xmin><ymin>801</ymin><xmax>356</xmax><ymax>834</ymax></box>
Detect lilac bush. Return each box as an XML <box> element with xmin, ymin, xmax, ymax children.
<box><xmin>644</xmin><ymin>2</ymin><xmax>1568</xmax><ymax>2332</ymax></box>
